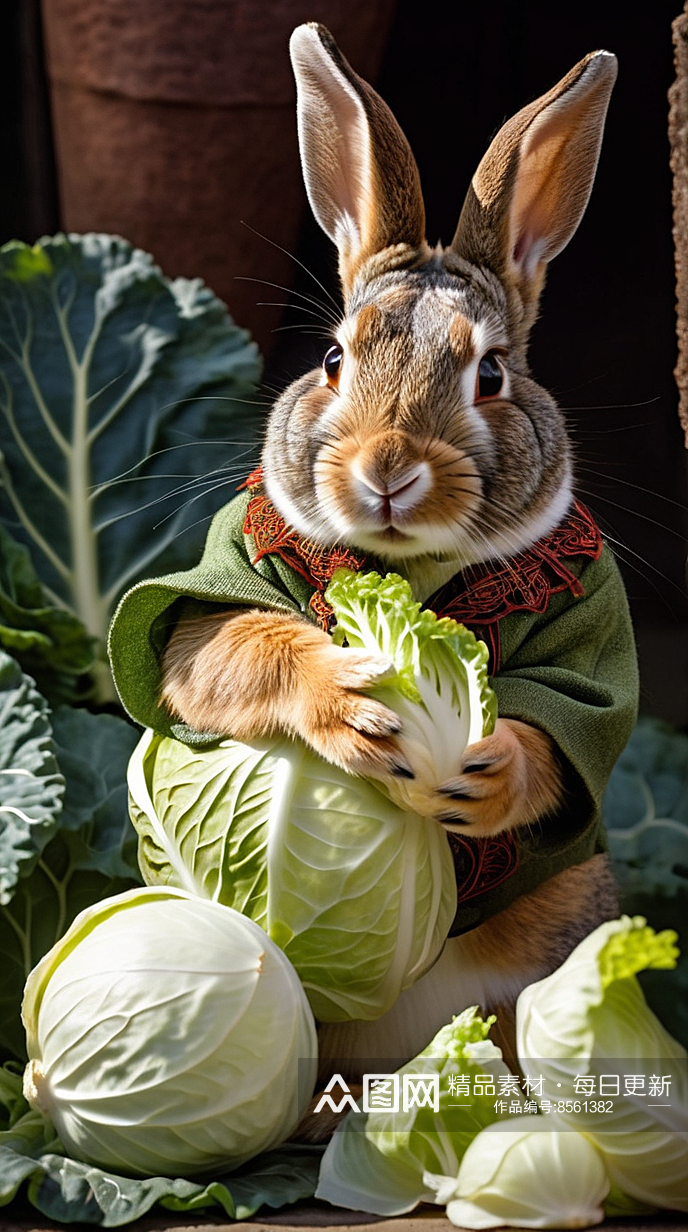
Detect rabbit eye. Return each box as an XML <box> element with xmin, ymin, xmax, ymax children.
<box><xmin>476</xmin><ymin>350</ymin><xmax>503</xmax><ymax>401</ymax></box>
<box><xmin>323</xmin><ymin>343</ymin><xmax>344</xmax><ymax>387</ymax></box>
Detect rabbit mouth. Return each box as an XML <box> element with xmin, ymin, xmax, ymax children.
<box><xmin>377</xmin><ymin>526</ymin><xmax>413</xmax><ymax>544</ymax></box>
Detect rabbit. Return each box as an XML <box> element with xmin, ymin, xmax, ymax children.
<box><xmin>157</xmin><ymin>24</ymin><xmax>638</xmax><ymax>1083</ymax></box>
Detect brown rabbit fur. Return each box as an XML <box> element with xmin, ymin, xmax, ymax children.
<box><xmin>161</xmin><ymin>25</ymin><xmax>632</xmax><ymax>1106</ymax></box>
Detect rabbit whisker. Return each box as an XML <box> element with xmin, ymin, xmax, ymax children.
<box><xmin>574</xmin><ymin>467</ymin><xmax>688</xmax><ymax>519</ymax></box>
<box><xmin>96</xmin><ymin>466</ymin><xmax>250</xmax><ymax>529</ymax></box>
<box><xmin>152</xmin><ymin>474</ymin><xmax>240</xmax><ymax>531</ymax></box>
<box><xmin>239</xmin><ymin>219</ymin><xmax>342</xmax><ymax>314</ymax></box>
<box><xmin>235</xmin><ymin>275</ymin><xmax>341</xmax><ymax>331</ymax></box>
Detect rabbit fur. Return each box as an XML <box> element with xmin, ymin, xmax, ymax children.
<box><xmin>160</xmin><ymin>25</ymin><xmax>635</xmax><ymax>1086</ymax></box>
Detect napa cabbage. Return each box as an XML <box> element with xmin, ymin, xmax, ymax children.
<box><xmin>325</xmin><ymin>569</ymin><xmax>496</xmax><ymax>814</ymax></box>
<box><xmin>423</xmin><ymin>1124</ymin><xmax>610</xmax><ymax>1229</ymax></box>
<box><xmin>315</xmin><ymin>1007</ymin><xmax>516</xmax><ymax>1215</ymax></box>
<box><xmin>315</xmin><ymin>918</ymin><xmax>688</xmax><ymax>1225</ymax></box>
<box><xmin>21</xmin><ymin>886</ymin><xmax>317</xmax><ymax>1178</ymax></box>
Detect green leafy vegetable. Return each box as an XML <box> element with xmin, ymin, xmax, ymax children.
<box><xmin>128</xmin><ymin>729</ymin><xmax>456</xmax><ymax>1022</ymax></box>
<box><xmin>326</xmin><ymin>569</ymin><xmax>496</xmax><ymax>813</ymax></box>
<box><xmin>604</xmin><ymin>715</ymin><xmax>688</xmax><ymax>1048</ymax></box>
<box><xmin>0</xmin><ymin>705</ymin><xmax>140</xmax><ymax>1061</ymax></box>
<box><xmin>0</xmin><ymin>524</ymin><xmax>95</xmax><ymax>704</ymax></box>
<box><xmin>315</xmin><ymin>1007</ymin><xmax>518</xmax><ymax>1216</ymax></box>
<box><xmin>0</xmin><ymin>234</ymin><xmax>262</xmax><ymax>697</ymax></box>
<box><xmin>516</xmin><ymin>915</ymin><xmax>688</xmax><ymax>1213</ymax></box>
<box><xmin>22</xmin><ymin>887</ymin><xmax>318</xmax><ymax>1179</ymax></box>
<box><xmin>317</xmin><ymin>919</ymin><xmax>688</xmax><ymax>1224</ymax></box>
<box><xmin>0</xmin><ymin>650</ymin><xmax>63</xmax><ymax>906</ymax></box>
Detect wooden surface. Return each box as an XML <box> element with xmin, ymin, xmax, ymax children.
<box><xmin>2</xmin><ymin>1198</ymin><xmax>687</xmax><ymax>1232</ymax></box>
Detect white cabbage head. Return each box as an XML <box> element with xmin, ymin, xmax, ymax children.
<box><xmin>22</xmin><ymin>886</ymin><xmax>317</xmax><ymax>1178</ymax></box>
<box><xmin>424</xmin><ymin>1123</ymin><xmax>610</xmax><ymax>1229</ymax></box>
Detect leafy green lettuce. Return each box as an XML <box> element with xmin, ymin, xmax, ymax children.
<box><xmin>325</xmin><ymin>569</ymin><xmax>496</xmax><ymax>813</ymax></box>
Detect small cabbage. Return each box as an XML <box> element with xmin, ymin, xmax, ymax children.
<box><xmin>424</xmin><ymin>1123</ymin><xmax>609</xmax><ymax>1229</ymax></box>
<box><xmin>326</xmin><ymin>569</ymin><xmax>497</xmax><ymax>814</ymax></box>
<box><xmin>315</xmin><ymin>1007</ymin><xmax>517</xmax><ymax>1215</ymax></box>
<box><xmin>129</xmin><ymin>733</ymin><xmax>456</xmax><ymax>1022</ymax></box>
<box><xmin>517</xmin><ymin>915</ymin><xmax>688</xmax><ymax>1213</ymax></box>
<box><xmin>22</xmin><ymin>886</ymin><xmax>317</xmax><ymax>1178</ymax></box>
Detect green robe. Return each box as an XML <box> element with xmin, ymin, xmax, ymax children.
<box><xmin>108</xmin><ymin>482</ymin><xmax>638</xmax><ymax>935</ymax></box>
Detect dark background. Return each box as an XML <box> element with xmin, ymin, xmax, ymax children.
<box><xmin>2</xmin><ymin>0</ymin><xmax>687</xmax><ymax>725</ymax></box>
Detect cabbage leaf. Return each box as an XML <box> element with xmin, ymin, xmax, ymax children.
<box><xmin>516</xmin><ymin>915</ymin><xmax>688</xmax><ymax>1212</ymax></box>
<box><xmin>0</xmin><ymin>1060</ymin><xmax>322</xmax><ymax>1226</ymax></box>
<box><xmin>424</xmin><ymin>1123</ymin><xmax>610</xmax><ymax>1229</ymax></box>
<box><xmin>0</xmin><ymin>235</ymin><xmax>262</xmax><ymax>696</ymax></box>
<box><xmin>325</xmin><ymin>569</ymin><xmax>496</xmax><ymax>813</ymax></box>
<box><xmin>0</xmin><ymin>651</ymin><xmax>64</xmax><ymax>906</ymax></box>
<box><xmin>0</xmin><ymin>524</ymin><xmax>95</xmax><ymax>705</ymax></box>
<box><xmin>315</xmin><ymin>1007</ymin><xmax>519</xmax><ymax>1216</ymax></box>
<box><xmin>0</xmin><ymin>704</ymin><xmax>140</xmax><ymax>1061</ymax></box>
<box><xmin>604</xmin><ymin>715</ymin><xmax>688</xmax><ymax>1048</ymax></box>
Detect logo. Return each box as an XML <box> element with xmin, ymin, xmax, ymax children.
<box><xmin>314</xmin><ymin>1072</ymin><xmax>440</xmax><ymax>1115</ymax></box>
<box><xmin>312</xmin><ymin>1074</ymin><xmax>360</xmax><ymax>1114</ymax></box>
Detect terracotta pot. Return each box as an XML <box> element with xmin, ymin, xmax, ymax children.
<box><xmin>40</xmin><ymin>0</ymin><xmax>398</xmax><ymax>357</ymax></box>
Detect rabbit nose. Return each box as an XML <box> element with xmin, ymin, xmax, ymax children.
<box><xmin>352</xmin><ymin>457</ymin><xmax>431</xmax><ymax>515</ymax></box>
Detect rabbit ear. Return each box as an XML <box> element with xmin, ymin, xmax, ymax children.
<box><xmin>452</xmin><ymin>51</ymin><xmax>617</xmax><ymax>332</ymax></box>
<box><xmin>289</xmin><ymin>23</ymin><xmax>426</xmax><ymax>295</ymax></box>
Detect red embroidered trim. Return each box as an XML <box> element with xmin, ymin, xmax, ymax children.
<box><xmin>236</xmin><ymin>465</ymin><xmax>265</xmax><ymax>491</ymax></box>
<box><xmin>428</xmin><ymin>501</ymin><xmax>602</xmax><ymax>670</ymax></box>
<box><xmin>242</xmin><ymin>468</ymin><xmax>368</xmax><ymax>629</ymax></box>
<box><xmin>448</xmin><ymin>830</ymin><xmax>519</xmax><ymax>903</ymax></box>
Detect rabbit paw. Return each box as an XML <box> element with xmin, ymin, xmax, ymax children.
<box><xmin>433</xmin><ymin>718</ymin><xmax>562</xmax><ymax>838</ymax></box>
<box><xmin>296</xmin><ymin>643</ymin><xmax>414</xmax><ymax>781</ymax></box>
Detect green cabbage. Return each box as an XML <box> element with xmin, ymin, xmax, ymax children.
<box><xmin>128</xmin><ymin>731</ymin><xmax>456</xmax><ymax>1022</ymax></box>
<box><xmin>21</xmin><ymin>886</ymin><xmax>317</xmax><ymax>1178</ymax></box>
<box><xmin>315</xmin><ymin>1007</ymin><xmax>518</xmax><ymax>1215</ymax></box>
<box><xmin>126</xmin><ymin>566</ymin><xmax>499</xmax><ymax>1023</ymax></box>
<box><xmin>325</xmin><ymin>569</ymin><xmax>497</xmax><ymax>814</ymax></box>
